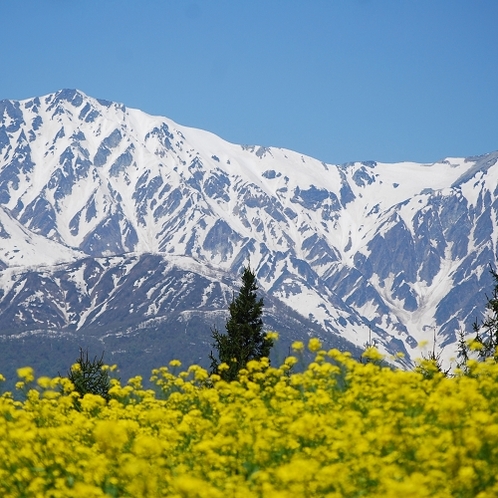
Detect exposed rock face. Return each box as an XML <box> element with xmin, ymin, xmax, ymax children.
<box><xmin>0</xmin><ymin>88</ymin><xmax>497</xmax><ymax>378</ymax></box>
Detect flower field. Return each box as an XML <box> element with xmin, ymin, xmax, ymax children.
<box><xmin>1</xmin><ymin>340</ymin><xmax>498</xmax><ymax>497</ymax></box>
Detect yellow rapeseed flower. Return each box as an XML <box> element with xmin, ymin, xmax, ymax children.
<box><xmin>266</xmin><ymin>331</ymin><xmax>279</xmax><ymax>341</ymax></box>
<box><xmin>70</xmin><ymin>362</ymin><xmax>81</xmax><ymax>372</ymax></box>
<box><xmin>1</xmin><ymin>337</ymin><xmax>498</xmax><ymax>497</ymax></box>
<box><xmin>308</xmin><ymin>338</ymin><xmax>322</xmax><ymax>352</ymax></box>
<box><xmin>16</xmin><ymin>366</ymin><xmax>35</xmax><ymax>383</ymax></box>
<box><xmin>291</xmin><ymin>341</ymin><xmax>304</xmax><ymax>352</ymax></box>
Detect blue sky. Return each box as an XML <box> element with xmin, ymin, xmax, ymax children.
<box><xmin>1</xmin><ymin>0</ymin><xmax>497</xmax><ymax>164</ymax></box>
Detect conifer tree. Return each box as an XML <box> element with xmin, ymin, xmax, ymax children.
<box><xmin>472</xmin><ymin>266</ymin><xmax>498</xmax><ymax>361</ymax></box>
<box><xmin>455</xmin><ymin>329</ymin><xmax>470</xmax><ymax>372</ymax></box>
<box><xmin>210</xmin><ymin>265</ymin><xmax>273</xmax><ymax>381</ymax></box>
<box><xmin>457</xmin><ymin>266</ymin><xmax>498</xmax><ymax>369</ymax></box>
<box><xmin>67</xmin><ymin>348</ymin><xmax>111</xmax><ymax>402</ymax></box>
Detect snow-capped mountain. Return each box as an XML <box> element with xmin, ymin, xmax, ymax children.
<box><xmin>0</xmin><ymin>88</ymin><xmax>496</xmax><ymax>377</ymax></box>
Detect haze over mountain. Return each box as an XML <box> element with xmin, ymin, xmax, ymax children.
<box><xmin>0</xmin><ymin>89</ymin><xmax>496</xmax><ymax>379</ymax></box>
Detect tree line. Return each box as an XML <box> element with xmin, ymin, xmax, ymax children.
<box><xmin>68</xmin><ymin>264</ymin><xmax>272</xmax><ymax>398</ymax></box>
<box><xmin>67</xmin><ymin>264</ymin><xmax>498</xmax><ymax>399</ymax></box>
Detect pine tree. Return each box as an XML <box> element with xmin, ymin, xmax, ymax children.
<box><xmin>472</xmin><ymin>266</ymin><xmax>498</xmax><ymax>361</ymax></box>
<box><xmin>210</xmin><ymin>265</ymin><xmax>273</xmax><ymax>381</ymax></box>
<box><xmin>455</xmin><ymin>329</ymin><xmax>470</xmax><ymax>372</ymax></box>
<box><xmin>67</xmin><ymin>348</ymin><xmax>111</xmax><ymax>402</ymax></box>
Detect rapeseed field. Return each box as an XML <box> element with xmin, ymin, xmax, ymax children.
<box><xmin>1</xmin><ymin>339</ymin><xmax>497</xmax><ymax>497</ymax></box>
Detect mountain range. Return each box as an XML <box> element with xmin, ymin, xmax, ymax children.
<box><xmin>0</xmin><ymin>88</ymin><xmax>496</xmax><ymax>381</ymax></box>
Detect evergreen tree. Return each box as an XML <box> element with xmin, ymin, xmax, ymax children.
<box><xmin>67</xmin><ymin>348</ymin><xmax>111</xmax><ymax>402</ymax></box>
<box><xmin>210</xmin><ymin>265</ymin><xmax>273</xmax><ymax>381</ymax></box>
<box><xmin>472</xmin><ymin>266</ymin><xmax>498</xmax><ymax>361</ymax></box>
<box><xmin>457</xmin><ymin>266</ymin><xmax>498</xmax><ymax>369</ymax></box>
<box><xmin>455</xmin><ymin>329</ymin><xmax>470</xmax><ymax>372</ymax></box>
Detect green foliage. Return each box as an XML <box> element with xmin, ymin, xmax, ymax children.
<box><xmin>455</xmin><ymin>329</ymin><xmax>471</xmax><ymax>372</ymax></box>
<box><xmin>67</xmin><ymin>348</ymin><xmax>111</xmax><ymax>402</ymax></box>
<box><xmin>416</xmin><ymin>350</ymin><xmax>450</xmax><ymax>380</ymax></box>
<box><xmin>472</xmin><ymin>266</ymin><xmax>498</xmax><ymax>361</ymax></box>
<box><xmin>455</xmin><ymin>266</ymin><xmax>498</xmax><ymax>373</ymax></box>
<box><xmin>210</xmin><ymin>265</ymin><xmax>273</xmax><ymax>381</ymax></box>
<box><xmin>416</xmin><ymin>327</ymin><xmax>450</xmax><ymax>379</ymax></box>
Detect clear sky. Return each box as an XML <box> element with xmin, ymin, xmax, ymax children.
<box><xmin>1</xmin><ymin>0</ymin><xmax>497</xmax><ymax>165</ymax></box>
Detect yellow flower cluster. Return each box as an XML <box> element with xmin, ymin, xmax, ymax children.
<box><xmin>0</xmin><ymin>344</ymin><xmax>497</xmax><ymax>497</ymax></box>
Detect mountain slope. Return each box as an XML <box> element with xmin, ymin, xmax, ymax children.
<box><xmin>0</xmin><ymin>88</ymin><xmax>496</xmax><ymax>377</ymax></box>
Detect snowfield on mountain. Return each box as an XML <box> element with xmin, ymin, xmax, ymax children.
<box><xmin>0</xmin><ymin>88</ymin><xmax>496</xmax><ymax>378</ymax></box>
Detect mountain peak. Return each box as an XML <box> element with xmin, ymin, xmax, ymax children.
<box><xmin>0</xmin><ymin>89</ymin><xmax>496</xmax><ymax>369</ymax></box>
